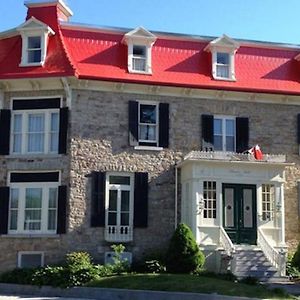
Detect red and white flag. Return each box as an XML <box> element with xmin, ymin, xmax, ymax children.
<box><xmin>248</xmin><ymin>145</ymin><xmax>263</xmax><ymax>160</ymax></box>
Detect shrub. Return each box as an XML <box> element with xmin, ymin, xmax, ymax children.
<box><xmin>165</xmin><ymin>223</ymin><xmax>205</xmax><ymax>273</ymax></box>
<box><xmin>196</xmin><ymin>270</ymin><xmax>237</xmax><ymax>282</ymax></box>
<box><xmin>110</xmin><ymin>244</ymin><xmax>130</xmax><ymax>275</ymax></box>
<box><xmin>287</xmin><ymin>252</ymin><xmax>300</xmax><ymax>279</ymax></box>
<box><xmin>132</xmin><ymin>250</ymin><xmax>166</xmax><ymax>274</ymax></box>
<box><xmin>0</xmin><ymin>268</ymin><xmax>36</xmax><ymax>285</ymax></box>
<box><xmin>66</xmin><ymin>251</ymin><xmax>93</xmax><ymax>272</ymax></box>
<box><xmin>239</xmin><ymin>276</ymin><xmax>259</xmax><ymax>285</ymax></box>
<box><xmin>32</xmin><ymin>266</ymin><xmax>67</xmax><ymax>287</ymax></box>
<box><xmin>292</xmin><ymin>243</ymin><xmax>300</xmax><ymax>270</ymax></box>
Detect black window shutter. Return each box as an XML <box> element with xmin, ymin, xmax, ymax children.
<box><xmin>58</xmin><ymin>107</ymin><xmax>69</xmax><ymax>154</ymax></box>
<box><xmin>57</xmin><ymin>185</ymin><xmax>67</xmax><ymax>234</ymax></box>
<box><xmin>236</xmin><ymin>117</ymin><xmax>249</xmax><ymax>153</ymax></box>
<box><xmin>0</xmin><ymin>110</ymin><xmax>11</xmax><ymax>155</ymax></box>
<box><xmin>297</xmin><ymin>114</ymin><xmax>300</xmax><ymax>144</ymax></box>
<box><xmin>0</xmin><ymin>187</ymin><xmax>9</xmax><ymax>234</ymax></box>
<box><xmin>134</xmin><ymin>172</ymin><xmax>148</xmax><ymax>228</ymax></box>
<box><xmin>91</xmin><ymin>171</ymin><xmax>106</xmax><ymax>227</ymax></box>
<box><xmin>201</xmin><ymin>114</ymin><xmax>214</xmax><ymax>151</ymax></box>
<box><xmin>159</xmin><ymin>103</ymin><xmax>169</xmax><ymax>148</ymax></box>
<box><xmin>129</xmin><ymin>101</ymin><xmax>138</xmax><ymax>146</ymax></box>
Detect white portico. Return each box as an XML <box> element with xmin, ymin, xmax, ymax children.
<box><xmin>180</xmin><ymin>151</ymin><xmax>290</xmax><ymax>276</ymax></box>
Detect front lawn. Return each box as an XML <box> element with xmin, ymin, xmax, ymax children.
<box><xmin>88</xmin><ymin>273</ymin><xmax>293</xmax><ymax>299</ymax></box>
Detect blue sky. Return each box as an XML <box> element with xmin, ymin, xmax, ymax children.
<box><xmin>0</xmin><ymin>0</ymin><xmax>299</xmax><ymax>45</ymax></box>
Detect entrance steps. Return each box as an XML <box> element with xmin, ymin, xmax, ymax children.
<box><xmin>232</xmin><ymin>247</ymin><xmax>282</xmax><ymax>280</ymax></box>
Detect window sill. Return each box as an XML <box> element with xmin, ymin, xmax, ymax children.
<box><xmin>134</xmin><ymin>145</ymin><xmax>163</xmax><ymax>151</ymax></box>
<box><xmin>6</xmin><ymin>153</ymin><xmax>63</xmax><ymax>159</ymax></box>
<box><xmin>128</xmin><ymin>69</ymin><xmax>152</xmax><ymax>75</ymax></box>
<box><xmin>2</xmin><ymin>234</ymin><xmax>60</xmax><ymax>238</ymax></box>
<box><xmin>213</xmin><ymin>76</ymin><xmax>236</xmax><ymax>82</ymax></box>
<box><xmin>19</xmin><ymin>62</ymin><xmax>44</xmax><ymax>67</ymax></box>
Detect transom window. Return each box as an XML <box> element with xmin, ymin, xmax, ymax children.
<box><xmin>138</xmin><ymin>103</ymin><xmax>158</xmax><ymax>146</ymax></box>
<box><xmin>12</xmin><ymin>110</ymin><xmax>59</xmax><ymax>154</ymax></box>
<box><xmin>105</xmin><ymin>174</ymin><xmax>134</xmax><ymax>242</ymax></box>
<box><xmin>262</xmin><ymin>184</ymin><xmax>275</xmax><ymax>221</ymax></box>
<box><xmin>132</xmin><ymin>45</ymin><xmax>147</xmax><ymax>72</ymax></box>
<box><xmin>213</xmin><ymin>117</ymin><xmax>235</xmax><ymax>152</ymax></box>
<box><xmin>216</xmin><ymin>52</ymin><xmax>230</xmax><ymax>79</ymax></box>
<box><xmin>9</xmin><ymin>183</ymin><xmax>58</xmax><ymax>234</ymax></box>
<box><xmin>203</xmin><ymin>181</ymin><xmax>216</xmax><ymax>219</ymax></box>
<box><xmin>27</xmin><ymin>36</ymin><xmax>42</xmax><ymax>64</ymax></box>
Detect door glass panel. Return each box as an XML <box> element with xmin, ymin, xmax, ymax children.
<box><xmin>108</xmin><ymin>212</ymin><xmax>117</xmax><ymax>225</ymax></box>
<box><xmin>108</xmin><ymin>190</ymin><xmax>117</xmax><ymax>210</ymax></box>
<box><xmin>243</xmin><ymin>189</ymin><xmax>253</xmax><ymax>228</ymax></box>
<box><xmin>224</xmin><ymin>188</ymin><xmax>234</xmax><ymax>227</ymax></box>
<box><xmin>121</xmin><ymin>191</ymin><xmax>130</xmax><ymax>211</ymax></box>
<box><xmin>109</xmin><ymin>176</ymin><xmax>130</xmax><ymax>185</ymax></box>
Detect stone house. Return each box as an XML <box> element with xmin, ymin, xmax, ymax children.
<box><xmin>0</xmin><ymin>0</ymin><xmax>299</xmax><ymax>277</ymax></box>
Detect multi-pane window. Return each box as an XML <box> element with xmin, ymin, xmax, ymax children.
<box><xmin>132</xmin><ymin>45</ymin><xmax>147</xmax><ymax>72</ymax></box>
<box><xmin>203</xmin><ymin>181</ymin><xmax>217</xmax><ymax>219</ymax></box>
<box><xmin>216</xmin><ymin>52</ymin><xmax>230</xmax><ymax>79</ymax></box>
<box><xmin>106</xmin><ymin>174</ymin><xmax>133</xmax><ymax>242</ymax></box>
<box><xmin>213</xmin><ymin>117</ymin><xmax>235</xmax><ymax>151</ymax></box>
<box><xmin>12</xmin><ymin>110</ymin><xmax>59</xmax><ymax>154</ymax></box>
<box><xmin>27</xmin><ymin>36</ymin><xmax>42</xmax><ymax>64</ymax></box>
<box><xmin>138</xmin><ymin>103</ymin><xmax>158</xmax><ymax>146</ymax></box>
<box><xmin>9</xmin><ymin>183</ymin><xmax>58</xmax><ymax>234</ymax></box>
<box><xmin>262</xmin><ymin>184</ymin><xmax>275</xmax><ymax>221</ymax></box>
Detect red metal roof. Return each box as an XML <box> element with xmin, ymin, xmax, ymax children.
<box><xmin>1</xmin><ymin>2</ymin><xmax>300</xmax><ymax>95</ymax></box>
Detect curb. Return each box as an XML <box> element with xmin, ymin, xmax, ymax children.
<box><xmin>0</xmin><ymin>283</ymin><xmax>263</xmax><ymax>300</ymax></box>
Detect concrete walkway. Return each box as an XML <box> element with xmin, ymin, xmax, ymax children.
<box><xmin>263</xmin><ymin>280</ymin><xmax>300</xmax><ymax>297</ymax></box>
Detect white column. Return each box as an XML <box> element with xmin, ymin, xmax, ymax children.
<box><xmin>256</xmin><ymin>184</ymin><xmax>262</xmax><ymax>227</ymax></box>
<box><xmin>217</xmin><ymin>181</ymin><xmax>222</xmax><ymax>226</ymax></box>
<box><xmin>191</xmin><ymin>179</ymin><xmax>201</xmax><ymax>243</ymax></box>
<box><xmin>279</xmin><ymin>183</ymin><xmax>285</xmax><ymax>246</ymax></box>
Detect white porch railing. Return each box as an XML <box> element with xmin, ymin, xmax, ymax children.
<box><xmin>184</xmin><ymin>151</ymin><xmax>286</xmax><ymax>164</ymax></box>
<box><xmin>257</xmin><ymin>228</ymin><xmax>286</xmax><ymax>276</ymax></box>
<box><xmin>105</xmin><ymin>225</ymin><xmax>133</xmax><ymax>242</ymax></box>
<box><xmin>219</xmin><ymin>226</ymin><xmax>235</xmax><ymax>256</ymax></box>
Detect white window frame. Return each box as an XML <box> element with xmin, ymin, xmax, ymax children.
<box><xmin>212</xmin><ymin>50</ymin><xmax>236</xmax><ymax>81</ymax></box>
<box><xmin>132</xmin><ymin>45</ymin><xmax>147</xmax><ymax>72</ymax></box>
<box><xmin>105</xmin><ymin>172</ymin><xmax>134</xmax><ymax>242</ymax></box>
<box><xmin>17</xmin><ymin>251</ymin><xmax>44</xmax><ymax>268</ymax></box>
<box><xmin>213</xmin><ymin>115</ymin><xmax>236</xmax><ymax>152</ymax></box>
<box><xmin>138</xmin><ymin>101</ymin><xmax>159</xmax><ymax>146</ymax></box>
<box><xmin>8</xmin><ymin>173</ymin><xmax>60</xmax><ymax>235</ymax></box>
<box><xmin>203</xmin><ymin>181</ymin><xmax>217</xmax><ymax>219</ymax></box>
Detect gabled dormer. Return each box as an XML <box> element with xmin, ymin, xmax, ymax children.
<box><xmin>122</xmin><ymin>26</ymin><xmax>157</xmax><ymax>75</ymax></box>
<box><xmin>17</xmin><ymin>17</ymin><xmax>55</xmax><ymax>67</ymax></box>
<box><xmin>205</xmin><ymin>35</ymin><xmax>239</xmax><ymax>81</ymax></box>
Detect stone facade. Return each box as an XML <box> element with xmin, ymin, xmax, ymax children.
<box><xmin>0</xmin><ymin>85</ymin><xmax>300</xmax><ymax>271</ymax></box>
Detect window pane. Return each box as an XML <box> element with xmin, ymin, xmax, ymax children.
<box><xmin>226</xmin><ymin>120</ymin><xmax>234</xmax><ymax>136</ymax></box>
<box><xmin>217</xmin><ymin>65</ymin><xmax>229</xmax><ymax>78</ymax></box>
<box><xmin>109</xmin><ymin>190</ymin><xmax>117</xmax><ymax>210</ymax></box>
<box><xmin>50</xmin><ymin>113</ymin><xmax>59</xmax><ymax>152</ymax></box>
<box><xmin>28</xmin><ymin>50</ymin><xmax>42</xmax><ymax>63</ymax></box>
<box><xmin>28</xmin><ymin>36</ymin><xmax>41</xmax><ymax>49</ymax></box>
<box><xmin>26</xmin><ymin>188</ymin><xmax>42</xmax><ymax>208</ymax></box>
<box><xmin>10</xmin><ymin>210</ymin><xmax>18</xmax><ymax>230</ymax></box>
<box><xmin>108</xmin><ymin>212</ymin><xmax>117</xmax><ymax>225</ymax></box>
<box><xmin>13</xmin><ymin>115</ymin><xmax>22</xmax><ymax>153</ymax></box>
<box><xmin>10</xmin><ymin>188</ymin><xmax>19</xmax><ymax>208</ymax></box>
<box><xmin>109</xmin><ymin>176</ymin><xmax>130</xmax><ymax>185</ymax></box>
<box><xmin>49</xmin><ymin>188</ymin><xmax>57</xmax><ymax>208</ymax></box>
<box><xmin>133</xmin><ymin>45</ymin><xmax>146</xmax><ymax>56</ymax></box>
<box><xmin>139</xmin><ymin>125</ymin><xmax>156</xmax><ymax>141</ymax></box>
<box><xmin>217</xmin><ymin>52</ymin><xmax>229</xmax><ymax>64</ymax></box>
<box><xmin>226</xmin><ymin>136</ymin><xmax>235</xmax><ymax>151</ymax></box>
<box><xmin>51</xmin><ymin>113</ymin><xmax>59</xmax><ymax>131</ymax></box>
<box><xmin>48</xmin><ymin>210</ymin><xmax>56</xmax><ymax>231</ymax></box>
<box><xmin>214</xmin><ymin>119</ymin><xmax>222</xmax><ymax>135</ymax></box>
<box><xmin>121</xmin><ymin>191</ymin><xmax>130</xmax><ymax>211</ymax></box>
<box><xmin>28</xmin><ymin>114</ymin><xmax>45</xmax><ymax>152</ymax></box>
<box><xmin>121</xmin><ymin>213</ymin><xmax>129</xmax><ymax>226</ymax></box>
<box><xmin>140</xmin><ymin>105</ymin><xmax>156</xmax><ymax>124</ymax></box>
<box><xmin>214</xmin><ymin>136</ymin><xmax>222</xmax><ymax>151</ymax></box>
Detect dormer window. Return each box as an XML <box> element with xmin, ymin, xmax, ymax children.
<box><xmin>27</xmin><ymin>36</ymin><xmax>42</xmax><ymax>63</ymax></box>
<box><xmin>205</xmin><ymin>35</ymin><xmax>239</xmax><ymax>81</ymax></box>
<box><xmin>122</xmin><ymin>27</ymin><xmax>157</xmax><ymax>75</ymax></box>
<box><xmin>17</xmin><ymin>17</ymin><xmax>55</xmax><ymax>67</ymax></box>
<box><xmin>216</xmin><ymin>52</ymin><xmax>230</xmax><ymax>79</ymax></box>
<box><xmin>132</xmin><ymin>45</ymin><xmax>147</xmax><ymax>72</ymax></box>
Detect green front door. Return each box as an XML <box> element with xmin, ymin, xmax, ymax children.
<box><xmin>223</xmin><ymin>184</ymin><xmax>257</xmax><ymax>245</ymax></box>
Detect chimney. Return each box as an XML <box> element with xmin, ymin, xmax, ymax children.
<box><xmin>24</xmin><ymin>0</ymin><xmax>73</xmax><ymax>27</ymax></box>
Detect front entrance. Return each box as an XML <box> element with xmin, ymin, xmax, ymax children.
<box><xmin>223</xmin><ymin>184</ymin><xmax>257</xmax><ymax>245</ymax></box>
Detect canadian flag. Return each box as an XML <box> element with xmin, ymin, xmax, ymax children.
<box><xmin>248</xmin><ymin>145</ymin><xmax>263</xmax><ymax>160</ymax></box>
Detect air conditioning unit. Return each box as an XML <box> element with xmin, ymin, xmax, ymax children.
<box><xmin>104</xmin><ymin>251</ymin><xmax>132</xmax><ymax>265</ymax></box>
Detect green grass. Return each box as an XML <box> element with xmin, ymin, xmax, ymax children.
<box><xmin>87</xmin><ymin>273</ymin><xmax>294</xmax><ymax>299</ymax></box>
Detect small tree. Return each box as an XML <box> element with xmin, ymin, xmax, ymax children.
<box><xmin>165</xmin><ymin>223</ymin><xmax>205</xmax><ymax>273</ymax></box>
